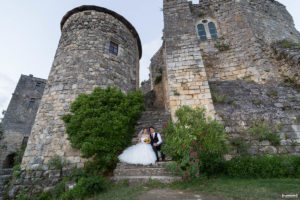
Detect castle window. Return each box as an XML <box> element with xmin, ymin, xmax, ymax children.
<box><xmin>197</xmin><ymin>24</ymin><xmax>207</xmax><ymax>41</ymax></box>
<box><xmin>29</xmin><ymin>98</ymin><xmax>35</xmax><ymax>108</ymax></box>
<box><xmin>109</xmin><ymin>41</ymin><xmax>118</xmax><ymax>56</ymax></box>
<box><xmin>35</xmin><ymin>82</ymin><xmax>41</xmax><ymax>90</ymax></box>
<box><xmin>208</xmin><ymin>22</ymin><xmax>218</xmax><ymax>39</ymax></box>
<box><xmin>197</xmin><ymin>20</ymin><xmax>218</xmax><ymax>41</ymax></box>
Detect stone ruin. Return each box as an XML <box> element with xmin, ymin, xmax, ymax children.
<box><xmin>0</xmin><ymin>0</ymin><xmax>299</xmax><ymax>198</ymax></box>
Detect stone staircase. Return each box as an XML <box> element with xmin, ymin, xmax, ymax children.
<box><xmin>0</xmin><ymin>169</ymin><xmax>13</xmax><ymax>200</ymax></box>
<box><xmin>112</xmin><ymin>109</ymin><xmax>181</xmax><ymax>184</ymax></box>
<box><xmin>131</xmin><ymin>110</ymin><xmax>171</xmax><ymax>144</ymax></box>
<box><xmin>111</xmin><ymin>162</ymin><xmax>181</xmax><ymax>184</ymax></box>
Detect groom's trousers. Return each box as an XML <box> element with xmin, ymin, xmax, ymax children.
<box><xmin>152</xmin><ymin>145</ymin><xmax>165</xmax><ymax>161</ymax></box>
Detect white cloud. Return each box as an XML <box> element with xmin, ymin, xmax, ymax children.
<box><xmin>139</xmin><ymin>38</ymin><xmax>162</xmax><ymax>83</ymax></box>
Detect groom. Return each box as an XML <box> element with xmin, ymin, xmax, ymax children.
<box><xmin>149</xmin><ymin>126</ymin><xmax>165</xmax><ymax>162</ymax></box>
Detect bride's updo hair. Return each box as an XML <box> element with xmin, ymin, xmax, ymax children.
<box><xmin>142</xmin><ymin>128</ymin><xmax>148</xmax><ymax>134</ymax></box>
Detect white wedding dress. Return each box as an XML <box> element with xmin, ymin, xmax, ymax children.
<box><xmin>118</xmin><ymin>135</ymin><xmax>157</xmax><ymax>165</ymax></box>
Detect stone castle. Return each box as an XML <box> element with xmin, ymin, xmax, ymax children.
<box><xmin>0</xmin><ymin>0</ymin><xmax>300</xmax><ymax>198</ymax></box>
<box><xmin>0</xmin><ymin>75</ymin><xmax>46</xmax><ymax>169</ymax></box>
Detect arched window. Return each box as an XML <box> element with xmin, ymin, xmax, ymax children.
<box><xmin>208</xmin><ymin>22</ymin><xmax>218</xmax><ymax>39</ymax></box>
<box><xmin>197</xmin><ymin>24</ymin><xmax>207</xmax><ymax>41</ymax></box>
<box><xmin>196</xmin><ymin>20</ymin><xmax>218</xmax><ymax>41</ymax></box>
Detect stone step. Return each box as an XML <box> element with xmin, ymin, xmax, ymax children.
<box><xmin>111</xmin><ymin>175</ymin><xmax>181</xmax><ymax>185</ymax></box>
<box><xmin>0</xmin><ymin>175</ymin><xmax>12</xmax><ymax>185</ymax></box>
<box><xmin>116</xmin><ymin>162</ymin><xmax>168</xmax><ymax>169</ymax></box>
<box><xmin>0</xmin><ymin>185</ymin><xmax>7</xmax><ymax>193</ymax></box>
<box><xmin>114</xmin><ymin>167</ymin><xmax>172</xmax><ymax>177</ymax></box>
<box><xmin>0</xmin><ymin>169</ymin><xmax>13</xmax><ymax>176</ymax></box>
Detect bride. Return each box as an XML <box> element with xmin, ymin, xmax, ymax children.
<box><xmin>118</xmin><ymin>128</ymin><xmax>157</xmax><ymax>165</ymax></box>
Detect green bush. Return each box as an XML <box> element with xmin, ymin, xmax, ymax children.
<box><xmin>165</xmin><ymin>143</ymin><xmax>201</xmax><ymax>180</ymax></box>
<box><xmin>226</xmin><ymin>155</ymin><xmax>300</xmax><ymax>178</ymax></box>
<box><xmin>267</xmin><ymin>90</ymin><xmax>278</xmax><ymax>97</ymax></box>
<box><xmin>12</xmin><ymin>164</ymin><xmax>22</xmax><ymax>178</ymax></box>
<box><xmin>37</xmin><ymin>192</ymin><xmax>51</xmax><ymax>200</ymax></box>
<box><xmin>214</xmin><ymin>37</ymin><xmax>231</xmax><ymax>51</ymax></box>
<box><xmin>61</xmin><ymin>176</ymin><xmax>109</xmax><ymax>200</ymax></box>
<box><xmin>212</xmin><ymin>92</ymin><xmax>228</xmax><ymax>104</ymax></box>
<box><xmin>14</xmin><ymin>144</ymin><xmax>27</xmax><ymax>166</ymax></box>
<box><xmin>163</xmin><ymin>106</ymin><xmax>228</xmax><ymax>177</ymax></box>
<box><xmin>154</xmin><ymin>75</ymin><xmax>162</xmax><ymax>85</ymax></box>
<box><xmin>62</xmin><ymin>86</ymin><xmax>145</xmax><ymax>173</ymax></box>
<box><xmin>247</xmin><ymin>120</ymin><xmax>281</xmax><ymax>146</ymax></box>
<box><xmin>229</xmin><ymin>137</ymin><xmax>250</xmax><ymax>156</ymax></box>
<box><xmin>279</xmin><ymin>40</ymin><xmax>300</xmax><ymax>48</ymax></box>
<box><xmin>47</xmin><ymin>155</ymin><xmax>68</xmax><ymax>170</ymax></box>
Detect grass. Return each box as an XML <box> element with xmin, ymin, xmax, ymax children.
<box><xmin>212</xmin><ymin>92</ymin><xmax>229</xmax><ymax>104</ymax></box>
<box><xmin>170</xmin><ymin>178</ymin><xmax>300</xmax><ymax>200</ymax></box>
<box><xmin>92</xmin><ymin>178</ymin><xmax>300</xmax><ymax>200</ymax></box>
<box><xmin>93</xmin><ymin>184</ymin><xmax>147</xmax><ymax>200</ymax></box>
<box><xmin>92</xmin><ymin>180</ymin><xmax>166</xmax><ymax>200</ymax></box>
<box><xmin>279</xmin><ymin>40</ymin><xmax>300</xmax><ymax>48</ymax></box>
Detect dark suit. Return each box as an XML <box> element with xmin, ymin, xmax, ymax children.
<box><xmin>150</xmin><ymin>132</ymin><xmax>165</xmax><ymax>161</ymax></box>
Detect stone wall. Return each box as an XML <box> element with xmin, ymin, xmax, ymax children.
<box><xmin>0</xmin><ymin>74</ymin><xmax>46</xmax><ymax>169</ymax></box>
<box><xmin>189</xmin><ymin>0</ymin><xmax>300</xmax><ymax>83</ymax></box>
<box><xmin>210</xmin><ymin>80</ymin><xmax>300</xmax><ymax>156</ymax></box>
<box><xmin>21</xmin><ymin>5</ymin><xmax>141</xmax><ymax>171</ymax></box>
<box><xmin>163</xmin><ymin>0</ymin><xmax>216</xmax><ymax>119</ymax></box>
<box><xmin>271</xmin><ymin>42</ymin><xmax>300</xmax><ymax>85</ymax></box>
<box><xmin>149</xmin><ymin>45</ymin><xmax>170</xmax><ymax>110</ymax></box>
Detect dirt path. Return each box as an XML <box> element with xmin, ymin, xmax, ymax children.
<box><xmin>138</xmin><ymin>188</ymin><xmax>222</xmax><ymax>200</ymax></box>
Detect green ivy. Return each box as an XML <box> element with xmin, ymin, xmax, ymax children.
<box><xmin>62</xmin><ymin>86</ymin><xmax>145</xmax><ymax>173</ymax></box>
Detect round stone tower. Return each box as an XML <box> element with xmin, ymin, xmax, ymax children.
<box><xmin>21</xmin><ymin>5</ymin><xmax>142</xmax><ymax>170</ymax></box>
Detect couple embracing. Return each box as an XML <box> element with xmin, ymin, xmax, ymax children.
<box><xmin>118</xmin><ymin>127</ymin><xmax>165</xmax><ymax>165</ymax></box>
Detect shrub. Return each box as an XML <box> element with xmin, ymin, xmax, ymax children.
<box><xmin>154</xmin><ymin>68</ymin><xmax>163</xmax><ymax>85</ymax></box>
<box><xmin>212</xmin><ymin>92</ymin><xmax>228</xmax><ymax>103</ymax></box>
<box><xmin>198</xmin><ymin>11</ymin><xmax>205</xmax><ymax>18</ymax></box>
<box><xmin>226</xmin><ymin>155</ymin><xmax>300</xmax><ymax>178</ymax></box>
<box><xmin>229</xmin><ymin>137</ymin><xmax>250</xmax><ymax>156</ymax></box>
<box><xmin>14</xmin><ymin>144</ymin><xmax>27</xmax><ymax>166</ymax></box>
<box><xmin>61</xmin><ymin>176</ymin><xmax>109</xmax><ymax>200</ymax></box>
<box><xmin>12</xmin><ymin>164</ymin><xmax>22</xmax><ymax>178</ymax></box>
<box><xmin>0</xmin><ymin>122</ymin><xmax>3</xmax><ymax>140</ymax></box>
<box><xmin>214</xmin><ymin>37</ymin><xmax>231</xmax><ymax>51</ymax></box>
<box><xmin>253</xmin><ymin>99</ymin><xmax>261</xmax><ymax>106</ymax></box>
<box><xmin>47</xmin><ymin>155</ymin><xmax>68</xmax><ymax>170</ymax></box>
<box><xmin>247</xmin><ymin>120</ymin><xmax>281</xmax><ymax>146</ymax></box>
<box><xmin>163</xmin><ymin>106</ymin><xmax>228</xmax><ymax>178</ymax></box>
<box><xmin>51</xmin><ymin>178</ymin><xmax>69</xmax><ymax>199</ymax></box>
<box><xmin>279</xmin><ymin>40</ymin><xmax>300</xmax><ymax>48</ymax></box>
<box><xmin>15</xmin><ymin>190</ymin><xmax>30</xmax><ymax>200</ymax></box>
<box><xmin>154</xmin><ymin>75</ymin><xmax>162</xmax><ymax>85</ymax></box>
<box><xmin>174</xmin><ymin>90</ymin><xmax>180</xmax><ymax>96</ymax></box>
<box><xmin>62</xmin><ymin>86</ymin><xmax>145</xmax><ymax>173</ymax></box>
<box><xmin>37</xmin><ymin>192</ymin><xmax>51</xmax><ymax>200</ymax></box>
<box><xmin>267</xmin><ymin>90</ymin><xmax>278</xmax><ymax>97</ymax></box>
<box><xmin>166</xmin><ymin>143</ymin><xmax>202</xmax><ymax>180</ymax></box>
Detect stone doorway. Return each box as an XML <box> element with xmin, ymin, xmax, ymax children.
<box><xmin>3</xmin><ymin>153</ymin><xmax>15</xmax><ymax>168</ymax></box>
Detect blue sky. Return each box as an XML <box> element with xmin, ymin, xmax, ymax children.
<box><xmin>0</xmin><ymin>0</ymin><xmax>299</xmax><ymax>118</ymax></box>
